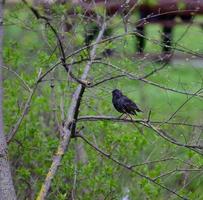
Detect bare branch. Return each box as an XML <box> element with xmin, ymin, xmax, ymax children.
<box><xmin>22</xmin><ymin>0</ymin><xmax>91</xmax><ymax>87</ymax></box>
<box><xmin>159</xmin><ymin>87</ymin><xmax>203</xmax><ymax>127</ymax></box>
<box><xmin>92</xmin><ymin>61</ymin><xmax>203</xmax><ymax>98</ymax></box>
<box><xmin>77</xmin><ymin>115</ymin><xmax>203</xmax><ymax>152</ymax></box>
<box><xmin>88</xmin><ymin>74</ymin><xmax>125</xmax><ymax>88</ymax></box>
<box><xmin>2</xmin><ymin>65</ymin><xmax>31</xmax><ymax>92</ymax></box>
<box><xmin>153</xmin><ymin>168</ymin><xmax>203</xmax><ymax>181</ymax></box>
<box><xmin>129</xmin><ymin>157</ymin><xmax>175</xmax><ymax>168</ymax></box>
<box><xmin>148</xmin><ymin>124</ymin><xmax>203</xmax><ymax>151</ymax></box>
<box><xmin>139</xmin><ymin>62</ymin><xmax>169</xmax><ymax>80</ymax></box>
<box><xmin>6</xmin><ymin>83</ymin><xmax>38</xmax><ymax>144</ymax></box>
<box><xmin>36</xmin><ymin>23</ymin><xmax>106</xmax><ymax>200</ymax></box>
<box><xmin>78</xmin><ymin>134</ymin><xmax>188</xmax><ymax>200</ymax></box>
<box><xmin>78</xmin><ymin>115</ymin><xmax>203</xmax><ymax>128</ymax></box>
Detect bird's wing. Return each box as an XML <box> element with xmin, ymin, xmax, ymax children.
<box><xmin>122</xmin><ymin>96</ymin><xmax>142</xmax><ymax>112</ymax></box>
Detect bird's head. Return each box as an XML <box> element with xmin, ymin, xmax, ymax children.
<box><xmin>112</xmin><ymin>89</ymin><xmax>122</xmax><ymax>98</ymax></box>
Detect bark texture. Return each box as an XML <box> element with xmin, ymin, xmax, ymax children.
<box><xmin>0</xmin><ymin>1</ymin><xmax>17</xmax><ymax>199</ymax></box>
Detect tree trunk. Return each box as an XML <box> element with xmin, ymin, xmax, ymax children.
<box><xmin>0</xmin><ymin>1</ymin><xmax>17</xmax><ymax>199</ymax></box>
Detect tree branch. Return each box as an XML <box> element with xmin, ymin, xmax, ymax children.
<box><xmin>2</xmin><ymin>65</ymin><xmax>31</xmax><ymax>92</ymax></box>
<box><xmin>92</xmin><ymin>61</ymin><xmax>203</xmax><ymax>98</ymax></box>
<box><xmin>77</xmin><ymin>115</ymin><xmax>203</xmax><ymax>152</ymax></box>
<box><xmin>36</xmin><ymin>22</ymin><xmax>106</xmax><ymax>200</ymax></box>
<box><xmin>6</xmin><ymin>79</ymin><xmax>39</xmax><ymax>144</ymax></box>
<box><xmin>77</xmin><ymin>133</ymin><xmax>188</xmax><ymax>200</ymax></box>
<box><xmin>78</xmin><ymin>115</ymin><xmax>203</xmax><ymax>128</ymax></box>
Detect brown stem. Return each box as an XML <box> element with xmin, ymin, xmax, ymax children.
<box><xmin>78</xmin><ymin>134</ymin><xmax>188</xmax><ymax>200</ymax></box>
<box><xmin>36</xmin><ymin>23</ymin><xmax>106</xmax><ymax>200</ymax></box>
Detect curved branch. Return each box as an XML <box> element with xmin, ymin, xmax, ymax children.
<box><xmin>92</xmin><ymin>61</ymin><xmax>203</xmax><ymax>98</ymax></box>
<box><xmin>77</xmin><ymin>115</ymin><xmax>203</xmax><ymax>152</ymax></box>
<box><xmin>2</xmin><ymin>65</ymin><xmax>31</xmax><ymax>92</ymax></box>
<box><xmin>78</xmin><ymin>115</ymin><xmax>203</xmax><ymax>128</ymax></box>
<box><xmin>78</xmin><ymin>134</ymin><xmax>188</xmax><ymax>200</ymax></box>
<box><xmin>6</xmin><ymin>83</ymin><xmax>38</xmax><ymax>144</ymax></box>
<box><xmin>88</xmin><ymin>74</ymin><xmax>125</xmax><ymax>88</ymax></box>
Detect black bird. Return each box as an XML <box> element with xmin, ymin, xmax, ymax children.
<box><xmin>112</xmin><ymin>89</ymin><xmax>142</xmax><ymax>116</ymax></box>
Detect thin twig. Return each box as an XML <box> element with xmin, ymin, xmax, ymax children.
<box><xmin>78</xmin><ymin>115</ymin><xmax>203</xmax><ymax>128</ymax></box>
<box><xmin>22</xmin><ymin>0</ymin><xmax>90</xmax><ymax>86</ymax></box>
<box><xmin>129</xmin><ymin>157</ymin><xmax>175</xmax><ymax>168</ymax></box>
<box><xmin>6</xmin><ymin>82</ymin><xmax>38</xmax><ymax>144</ymax></box>
<box><xmin>2</xmin><ymin>65</ymin><xmax>31</xmax><ymax>92</ymax></box>
<box><xmin>92</xmin><ymin>61</ymin><xmax>203</xmax><ymax>98</ymax></box>
<box><xmin>77</xmin><ymin>115</ymin><xmax>203</xmax><ymax>152</ymax></box>
<box><xmin>153</xmin><ymin>168</ymin><xmax>203</xmax><ymax>181</ymax></box>
<box><xmin>159</xmin><ymin>87</ymin><xmax>203</xmax><ymax>127</ymax></box>
<box><xmin>88</xmin><ymin>74</ymin><xmax>125</xmax><ymax>88</ymax></box>
<box><xmin>139</xmin><ymin>62</ymin><xmax>168</xmax><ymax>79</ymax></box>
<box><xmin>78</xmin><ymin>134</ymin><xmax>188</xmax><ymax>200</ymax></box>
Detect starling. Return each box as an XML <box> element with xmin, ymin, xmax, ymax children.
<box><xmin>112</xmin><ymin>89</ymin><xmax>142</xmax><ymax>116</ymax></box>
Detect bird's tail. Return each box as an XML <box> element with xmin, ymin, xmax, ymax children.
<box><xmin>136</xmin><ymin>108</ymin><xmax>143</xmax><ymax>113</ymax></box>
